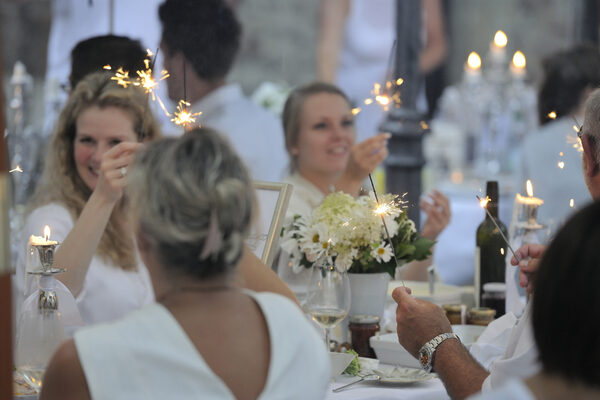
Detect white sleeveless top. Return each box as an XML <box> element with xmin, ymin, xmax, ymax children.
<box><xmin>74</xmin><ymin>291</ymin><xmax>330</xmax><ymax>400</ymax></box>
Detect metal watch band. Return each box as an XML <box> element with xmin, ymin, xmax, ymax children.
<box><xmin>419</xmin><ymin>332</ymin><xmax>460</xmax><ymax>372</ymax></box>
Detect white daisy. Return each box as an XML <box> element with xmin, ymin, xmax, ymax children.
<box><xmin>371</xmin><ymin>243</ymin><xmax>393</xmax><ymax>263</ymax></box>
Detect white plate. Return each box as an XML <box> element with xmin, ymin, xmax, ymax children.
<box><xmin>373</xmin><ymin>366</ymin><xmax>434</xmax><ymax>384</ymax></box>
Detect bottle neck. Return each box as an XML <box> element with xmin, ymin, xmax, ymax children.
<box><xmin>486</xmin><ymin>202</ymin><xmax>499</xmax><ymax>219</ymax></box>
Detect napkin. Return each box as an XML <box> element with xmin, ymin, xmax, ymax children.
<box><xmin>469</xmin><ymin>312</ymin><xmax>518</xmax><ymax>369</ymax></box>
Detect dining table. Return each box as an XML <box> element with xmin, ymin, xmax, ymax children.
<box><xmin>326</xmin><ymin>370</ymin><xmax>450</xmax><ymax>399</ymax></box>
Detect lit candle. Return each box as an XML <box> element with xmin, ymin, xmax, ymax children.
<box><xmin>490</xmin><ymin>30</ymin><xmax>508</xmax><ymax>62</ymax></box>
<box><xmin>464</xmin><ymin>51</ymin><xmax>482</xmax><ymax>81</ymax></box>
<box><xmin>510</xmin><ymin>51</ymin><xmax>526</xmax><ymax>78</ymax></box>
<box><xmin>29</xmin><ymin>225</ymin><xmax>59</xmax><ymax>246</ymax></box>
<box><xmin>516</xmin><ymin>180</ymin><xmax>544</xmax><ymax>225</ymax></box>
<box><xmin>29</xmin><ymin>225</ymin><xmax>59</xmax><ymax>271</ymax></box>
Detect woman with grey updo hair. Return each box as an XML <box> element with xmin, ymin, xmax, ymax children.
<box><xmin>40</xmin><ymin>128</ymin><xmax>330</xmax><ymax>400</ymax></box>
<box><xmin>128</xmin><ymin>127</ymin><xmax>255</xmax><ymax>278</ymax></box>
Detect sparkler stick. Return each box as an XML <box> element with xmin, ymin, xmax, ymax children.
<box><xmin>476</xmin><ymin>195</ymin><xmax>521</xmax><ymax>263</ymax></box>
<box><xmin>368</xmin><ymin>174</ymin><xmax>405</xmax><ymax>286</ymax></box>
<box><xmin>139</xmin><ymin>47</ymin><xmax>160</xmax><ymax>142</ymax></box>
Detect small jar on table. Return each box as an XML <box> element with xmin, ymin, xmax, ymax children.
<box><xmin>348</xmin><ymin>314</ymin><xmax>380</xmax><ymax>358</ymax></box>
<box><xmin>442</xmin><ymin>304</ymin><xmax>468</xmax><ymax>325</ymax></box>
<box><xmin>468</xmin><ymin>307</ymin><xmax>496</xmax><ymax>326</ymax></box>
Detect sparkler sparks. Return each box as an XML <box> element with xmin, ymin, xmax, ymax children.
<box><xmin>570</xmin><ymin>199</ymin><xmax>575</xmax><ymax>208</ymax></box>
<box><xmin>362</xmin><ymin>78</ymin><xmax>404</xmax><ymax>111</ymax></box>
<box><xmin>547</xmin><ymin>111</ymin><xmax>557</xmax><ymax>120</ymax></box>
<box><xmin>368</xmin><ymin>174</ymin><xmax>405</xmax><ymax>286</ymax></box>
<box><xmin>558</xmin><ymin>161</ymin><xmax>565</xmax><ymax>169</ymax></box>
<box><xmin>351</xmin><ymin>107</ymin><xmax>361</xmax><ymax>116</ymax></box>
<box><xmin>9</xmin><ymin>165</ymin><xmax>23</xmax><ymax>173</ymax></box>
<box><xmin>110</xmin><ymin>67</ymin><xmax>133</xmax><ymax>88</ymax></box>
<box><xmin>566</xmin><ymin>134</ymin><xmax>584</xmax><ymax>153</ymax></box>
<box><xmin>478</xmin><ymin>195</ymin><xmax>490</xmax><ymax>208</ymax></box>
<box><xmin>171</xmin><ymin>100</ymin><xmax>202</xmax><ymax>127</ymax></box>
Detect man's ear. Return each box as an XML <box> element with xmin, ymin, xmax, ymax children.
<box><xmin>582</xmin><ymin>134</ymin><xmax>598</xmax><ymax>177</ymax></box>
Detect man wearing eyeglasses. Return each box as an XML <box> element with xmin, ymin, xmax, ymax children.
<box><xmin>391</xmin><ymin>87</ymin><xmax>600</xmax><ymax>399</ymax></box>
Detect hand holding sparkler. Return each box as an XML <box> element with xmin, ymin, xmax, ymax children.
<box><xmin>336</xmin><ymin>133</ymin><xmax>390</xmax><ymax>196</ymax></box>
<box><xmin>509</xmin><ymin>243</ymin><xmax>546</xmax><ymax>295</ymax></box>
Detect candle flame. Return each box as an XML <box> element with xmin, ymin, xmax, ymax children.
<box><xmin>479</xmin><ymin>196</ymin><xmax>491</xmax><ymax>208</ymax></box>
<box><xmin>494</xmin><ymin>30</ymin><xmax>508</xmax><ymax>48</ymax></box>
<box><xmin>501</xmin><ymin>248</ymin><xmax>505</xmax><ymax>256</ymax></box>
<box><xmin>420</xmin><ymin>121</ymin><xmax>429</xmax><ymax>130</ymax></box>
<box><xmin>9</xmin><ymin>165</ymin><xmax>23</xmax><ymax>173</ymax></box>
<box><xmin>467</xmin><ymin>52</ymin><xmax>481</xmax><ymax>69</ymax></box>
<box><xmin>43</xmin><ymin>225</ymin><xmax>51</xmax><ymax>242</ymax></box>
<box><xmin>512</xmin><ymin>51</ymin><xmax>526</xmax><ymax>69</ymax></box>
<box><xmin>526</xmin><ymin>180</ymin><xmax>534</xmax><ymax>197</ymax></box>
<box><xmin>570</xmin><ymin>199</ymin><xmax>575</xmax><ymax>208</ymax></box>
<box><xmin>559</xmin><ymin>151</ymin><xmax>563</xmax><ymax>156</ymax></box>
<box><xmin>547</xmin><ymin>111</ymin><xmax>557</xmax><ymax>120</ymax></box>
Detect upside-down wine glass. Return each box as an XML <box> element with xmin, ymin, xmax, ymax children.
<box><xmin>305</xmin><ymin>262</ymin><xmax>351</xmax><ymax>350</ymax></box>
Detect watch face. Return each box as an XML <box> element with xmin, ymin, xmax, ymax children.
<box><xmin>419</xmin><ymin>348</ymin><xmax>430</xmax><ymax>368</ymax></box>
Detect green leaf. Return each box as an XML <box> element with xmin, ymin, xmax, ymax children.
<box><xmin>413</xmin><ymin>237</ymin><xmax>435</xmax><ymax>260</ymax></box>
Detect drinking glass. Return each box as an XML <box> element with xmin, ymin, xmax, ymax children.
<box><xmin>305</xmin><ymin>263</ymin><xmax>351</xmax><ymax>350</ymax></box>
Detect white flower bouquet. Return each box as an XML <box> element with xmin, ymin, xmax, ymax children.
<box><xmin>281</xmin><ymin>192</ymin><xmax>434</xmax><ymax>277</ymax></box>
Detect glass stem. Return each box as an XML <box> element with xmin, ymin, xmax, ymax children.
<box><xmin>325</xmin><ymin>328</ymin><xmax>331</xmax><ymax>351</ymax></box>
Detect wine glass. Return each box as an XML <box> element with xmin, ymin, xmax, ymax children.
<box><xmin>305</xmin><ymin>263</ymin><xmax>351</xmax><ymax>350</ymax></box>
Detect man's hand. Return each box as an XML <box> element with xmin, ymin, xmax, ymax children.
<box><xmin>510</xmin><ymin>243</ymin><xmax>546</xmax><ymax>295</ymax></box>
<box><xmin>392</xmin><ymin>286</ymin><xmax>451</xmax><ymax>357</ymax></box>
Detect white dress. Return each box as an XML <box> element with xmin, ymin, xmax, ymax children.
<box><xmin>16</xmin><ymin>203</ymin><xmax>154</xmax><ymax>326</ymax></box>
<box><xmin>336</xmin><ymin>0</ymin><xmax>428</xmax><ymax>143</ymax></box>
<box><xmin>74</xmin><ymin>291</ymin><xmax>331</xmax><ymax>400</ymax></box>
<box><xmin>164</xmin><ymin>83</ymin><xmax>288</xmax><ymax>183</ymax></box>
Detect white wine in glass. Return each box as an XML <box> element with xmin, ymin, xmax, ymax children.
<box><xmin>305</xmin><ymin>264</ymin><xmax>351</xmax><ymax>350</ymax></box>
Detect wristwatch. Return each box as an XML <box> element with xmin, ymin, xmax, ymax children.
<box><xmin>418</xmin><ymin>332</ymin><xmax>460</xmax><ymax>372</ymax></box>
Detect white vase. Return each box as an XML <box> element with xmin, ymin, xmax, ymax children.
<box><xmin>347</xmin><ymin>272</ymin><xmax>391</xmax><ymax>322</ymax></box>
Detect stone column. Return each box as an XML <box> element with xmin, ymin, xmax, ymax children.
<box><xmin>381</xmin><ymin>0</ymin><xmax>427</xmax><ymax>227</ymax></box>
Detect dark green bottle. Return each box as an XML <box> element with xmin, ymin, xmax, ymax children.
<box><xmin>475</xmin><ymin>181</ymin><xmax>507</xmax><ymax>307</ymax></box>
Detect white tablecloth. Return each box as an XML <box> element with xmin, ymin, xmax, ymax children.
<box><xmin>326</xmin><ymin>374</ymin><xmax>449</xmax><ymax>399</ymax></box>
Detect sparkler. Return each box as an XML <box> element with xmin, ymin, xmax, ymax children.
<box><xmin>368</xmin><ymin>174</ymin><xmax>406</xmax><ymax>286</ymax></box>
<box><xmin>476</xmin><ymin>195</ymin><xmax>520</xmax><ymax>263</ymax></box>
<box><xmin>171</xmin><ymin>99</ymin><xmax>201</xmax><ymax>127</ymax></box>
